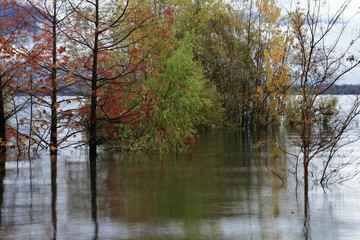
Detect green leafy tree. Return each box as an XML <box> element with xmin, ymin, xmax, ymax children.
<box><xmin>123</xmin><ymin>38</ymin><xmax>222</xmax><ymax>151</ymax></box>
<box><xmin>160</xmin><ymin>0</ymin><xmax>292</xmax><ymax>127</ymax></box>
<box><xmin>173</xmin><ymin>0</ymin><xmax>252</xmax><ymax>126</ymax></box>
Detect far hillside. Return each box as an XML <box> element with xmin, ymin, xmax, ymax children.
<box><xmin>324</xmin><ymin>84</ymin><xmax>360</xmax><ymax>95</ymax></box>
<box><xmin>294</xmin><ymin>84</ymin><xmax>360</xmax><ymax>95</ymax></box>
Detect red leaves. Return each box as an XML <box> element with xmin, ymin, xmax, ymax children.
<box><xmin>40</xmin><ymin>120</ymin><xmax>48</xmax><ymax>127</ymax></box>
<box><xmin>6</xmin><ymin>128</ymin><xmax>16</xmax><ymax>139</ymax></box>
<box><xmin>163</xmin><ymin>8</ymin><xmax>175</xmax><ymax>16</ymax></box>
<box><xmin>130</xmin><ymin>48</ymin><xmax>140</xmax><ymax>58</ymax></box>
<box><xmin>184</xmin><ymin>136</ymin><xmax>196</xmax><ymax>147</ymax></box>
<box><xmin>64</xmin><ymin>110</ymin><xmax>73</xmax><ymax>117</ymax></box>
<box><xmin>158</xmin><ymin>28</ymin><xmax>170</xmax><ymax>39</ymax></box>
<box><xmin>163</xmin><ymin>8</ymin><xmax>176</xmax><ymax>26</ymax></box>
<box><xmin>58</xmin><ymin>46</ymin><xmax>66</xmax><ymax>54</ymax></box>
<box><xmin>78</xmin><ymin>106</ymin><xmax>90</xmax><ymax>115</ymax></box>
<box><xmin>62</xmin><ymin>55</ymin><xmax>70</xmax><ymax>62</ymax></box>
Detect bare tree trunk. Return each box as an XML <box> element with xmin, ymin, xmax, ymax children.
<box><xmin>11</xmin><ymin>96</ymin><xmax>21</xmax><ymax>154</ymax></box>
<box><xmin>89</xmin><ymin>0</ymin><xmax>99</xmax><ymax>157</ymax></box>
<box><xmin>28</xmin><ymin>76</ymin><xmax>34</xmax><ymax>156</ymax></box>
<box><xmin>50</xmin><ymin>0</ymin><xmax>58</xmax><ymax>155</ymax></box>
<box><xmin>0</xmin><ymin>77</ymin><xmax>6</xmax><ymax>153</ymax></box>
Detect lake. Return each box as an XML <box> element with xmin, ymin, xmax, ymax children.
<box><xmin>1</xmin><ymin>97</ymin><xmax>360</xmax><ymax>239</ymax></box>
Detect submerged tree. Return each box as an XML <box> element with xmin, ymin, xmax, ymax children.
<box><xmin>168</xmin><ymin>0</ymin><xmax>293</xmax><ymax>127</ymax></box>
<box><xmin>0</xmin><ymin>1</ymin><xmax>35</xmax><ymax>152</ymax></box>
<box><xmin>23</xmin><ymin>0</ymin><xmax>74</xmax><ymax>154</ymax></box>
<box><xmin>289</xmin><ymin>0</ymin><xmax>360</xmax><ymax>186</ymax></box>
<box><xmin>96</xmin><ymin>1</ymin><xmax>224</xmax><ymax>151</ymax></box>
<box><xmin>65</xmin><ymin>0</ymin><xmax>154</xmax><ymax>156</ymax></box>
<box><xmin>251</xmin><ymin>0</ymin><xmax>293</xmax><ymax>126</ymax></box>
<box><xmin>128</xmin><ymin>38</ymin><xmax>222</xmax><ymax>151</ymax></box>
<box><xmin>172</xmin><ymin>0</ymin><xmax>254</xmax><ymax>127</ymax></box>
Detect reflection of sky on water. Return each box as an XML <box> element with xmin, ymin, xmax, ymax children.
<box><xmin>2</xmin><ymin>102</ymin><xmax>360</xmax><ymax>239</ymax></box>
<box><xmin>308</xmin><ymin>186</ymin><xmax>360</xmax><ymax>240</ymax></box>
<box><xmin>1</xmin><ymin>158</ymin><xmax>358</xmax><ymax>240</ymax></box>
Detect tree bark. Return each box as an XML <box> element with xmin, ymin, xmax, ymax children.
<box><xmin>0</xmin><ymin>77</ymin><xmax>6</xmax><ymax>153</ymax></box>
<box><xmin>50</xmin><ymin>0</ymin><xmax>58</xmax><ymax>155</ymax></box>
<box><xmin>89</xmin><ymin>0</ymin><xmax>99</xmax><ymax>157</ymax></box>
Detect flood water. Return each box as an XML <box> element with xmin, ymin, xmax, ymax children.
<box><xmin>1</xmin><ymin>127</ymin><xmax>360</xmax><ymax>239</ymax></box>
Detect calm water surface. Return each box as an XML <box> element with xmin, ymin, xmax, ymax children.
<box><xmin>1</xmin><ymin>128</ymin><xmax>360</xmax><ymax>240</ymax></box>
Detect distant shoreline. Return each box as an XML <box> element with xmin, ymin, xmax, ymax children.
<box><xmin>293</xmin><ymin>84</ymin><xmax>360</xmax><ymax>95</ymax></box>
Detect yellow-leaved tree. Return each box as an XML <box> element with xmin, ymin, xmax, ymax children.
<box><xmin>252</xmin><ymin>0</ymin><xmax>293</xmax><ymax>126</ymax></box>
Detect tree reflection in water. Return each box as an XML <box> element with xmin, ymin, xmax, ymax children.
<box><xmin>0</xmin><ymin>153</ymin><xmax>5</xmax><ymax>229</ymax></box>
<box><xmin>0</xmin><ymin>129</ymin><xmax>359</xmax><ymax>239</ymax></box>
<box><xmin>303</xmin><ymin>188</ymin><xmax>311</xmax><ymax>240</ymax></box>
<box><xmin>90</xmin><ymin>153</ymin><xmax>98</xmax><ymax>240</ymax></box>
<box><xmin>51</xmin><ymin>154</ymin><xmax>57</xmax><ymax>240</ymax></box>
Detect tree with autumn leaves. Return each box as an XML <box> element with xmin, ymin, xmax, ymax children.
<box><xmin>23</xmin><ymin>0</ymin><xmax>74</xmax><ymax>155</ymax></box>
<box><xmin>0</xmin><ymin>1</ymin><xmax>36</xmax><ymax>153</ymax></box>
<box><xmin>0</xmin><ymin>0</ymin><xmax>359</xmax><ymax>163</ymax></box>
<box><xmin>0</xmin><ymin>1</ymin><xmax>234</xmax><ymax>154</ymax></box>
<box><xmin>62</xmin><ymin>0</ymin><xmax>158</xmax><ymax>155</ymax></box>
<box><xmin>1</xmin><ymin>0</ymin><xmax>81</xmax><ymax>154</ymax></box>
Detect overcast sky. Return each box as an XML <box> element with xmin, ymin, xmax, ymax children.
<box><xmin>276</xmin><ymin>0</ymin><xmax>360</xmax><ymax>84</ymax></box>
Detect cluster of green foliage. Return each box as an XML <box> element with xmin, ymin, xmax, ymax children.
<box><xmin>285</xmin><ymin>96</ymin><xmax>339</xmax><ymax>126</ymax></box>
<box><xmin>140</xmin><ymin>40</ymin><xmax>221</xmax><ymax>151</ymax></box>
<box><xmin>111</xmin><ymin>0</ymin><xmax>292</xmax><ymax>151</ymax></box>
<box><xmin>117</xmin><ymin>37</ymin><xmax>223</xmax><ymax>151</ymax></box>
<box><xmin>109</xmin><ymin>0</ymin><xmax>296</xmax><ymax>151</ymax></box>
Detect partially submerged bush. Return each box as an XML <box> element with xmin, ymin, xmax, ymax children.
<box><xmin>285</xmin><ymin>95</ymin><xmax>339</xmax><ymax>126</ymax></box>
